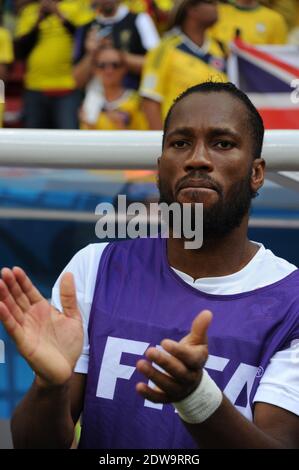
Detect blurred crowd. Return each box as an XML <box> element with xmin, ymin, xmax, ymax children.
<box><xmin>0</xmin><ymin>0</ymin><xmax>299</xmax><ymax>130</ymax></box>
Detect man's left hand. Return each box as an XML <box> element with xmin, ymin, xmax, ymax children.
<box><xmin>136</xmin><ymin>310</ymin><xmax>212</xmax><ymax>403</ymax></box>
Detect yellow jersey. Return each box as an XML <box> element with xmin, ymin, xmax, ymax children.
<box><xmin>0</xmin><ymin>27</ymin><xmax>14</xmax><ymax>64</ymax></box>
<box><xmin>140</xmin><ymin>31</ymin><xmax>227</xmax><ymax>119</ymax></box>
<box><xmin>81</xmin><ymin>90</ymin><xmax>148</xmax><ymax>131</ymax></box>
<box><xmin>0</xmin><ymin>27</ymin><xmax>14</xmax><ymax>127</ymax></box>
<box><xmin>15</xmin><ymin>1</ymin><xmax>94</xmax><ymax>90</ymax></box>
<box><xmin>209</xmin><ymin>3</ymin><xmax>288</xmax><ymax>46</ymax></box>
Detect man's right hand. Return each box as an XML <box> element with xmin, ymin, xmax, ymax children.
<box><xmin>85</xmin><ymin>27</ymin><xmax>113</xmax><ymax>56</ymax></box>
<box><xmin>0</xmin><ymin>268</ymin><xmax>83</xmax><ymax>388</ymax></box>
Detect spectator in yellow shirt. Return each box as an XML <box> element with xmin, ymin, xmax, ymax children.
<box><xmin>80</xmin><ymin>46</ymin><xmax>148</xmax><ymax>130</ymax></box>
<box><xmin>15</xmin><ymin>0</ymin><xmax>93</xmax><ymax>129</ymax></box>
<box><xmin>0</xmin><ymin>23</ymin><xmax>14</xmax><ymax>127</ymax></box>
<box><xmin>209</xmin><ymin>0</ymin><xmax>288</xmax><ymax>46</ymax></box>
<box><xmin>140</xmin><ymin>0</ymin><xmax>227</xmax><ymax>129</ymax></box>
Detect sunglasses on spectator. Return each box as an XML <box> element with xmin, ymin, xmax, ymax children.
<box><xmin>96</xmin><ymin>62</ymin><xmax>123</xmax><ymax>70</ymax></box>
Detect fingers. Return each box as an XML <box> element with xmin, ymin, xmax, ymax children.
<box><xmin>0</xmin><ymin>279</ymin><xmax>25</xmax><ymax>326</ymax></box>
<box><xmin>161</xmin><ymin>340</ymin><xmax>208</xmax><ymax>370</ymax></box>
<box><xmin>0</xmin><ymin>301</ymin><xmax>23</xmax><ymax>344</ymax></box>
<box><xmin>59</xmin><ymin>272</ymin><xmax>80</xmax><ymax>320</ymax></box>
<box><xmin>145</xmin><ymin>347</ymin><xmax>198</xmax><ymax>382</ymax></box>
<box><xmin>181</xmin><ymin>310</ymin><xmax>213</xmax><ymax>346</ymax></box>
<box><xmin>136</xmin><ymin>343</ymin><xmax>204</xmax><ymax>402</ymax></box>
<box><xmin>1</xmin><ymin>268</ymin><xmax>31</xmax><ymax>312</ymax></box>
<box><xmin>136</xmin><ymin>381</ymin><xmax>168</xmax><ymax>404</ymax></box>
<box><xmin>136</xmin><ymin>311</ymin><xmax>212</xmax><ymax>405</ymax></box>
<box><xmin>142</xmin><ymin>345</ymin><xmax>205</xmax><ymax>382</ymax></box>
<box><xmin>12</xmin><ymin>267</ymin><xmax>43</xmax><ymax>304</ymax></box>
<box><xmin>136</xmin><ymin>359</ymin><xmax>179</xmax><ymax>402</ymax></box>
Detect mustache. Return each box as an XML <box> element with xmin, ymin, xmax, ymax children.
<box><xmin>174</xmin><ymin>172</ymin><xmax>223</xmax><ymax>197</ymax></box>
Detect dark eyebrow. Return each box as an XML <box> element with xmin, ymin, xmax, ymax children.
<box><xmin>165</xmin><ymin>127</ymin><xmax>196</xmax><ymax>141</ymax></box>
<box><xmin>165</xmin><ymin>127</ymin><xmax>241</xmax><ymax>142</ymax></box>
<box><xmin>208</xmin><ymin>128</ymin><xmax>241</xmax><ymax>140</ymax></box>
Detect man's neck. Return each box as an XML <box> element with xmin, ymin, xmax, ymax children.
<box><xmin>104</xmin><ymin>85</ymin><xmax>125</xmax><ymax>102</ymax></box>
<box><xmin>182</xmin><ymin>23</ymin><xmax>206</xmax><ymax>48</ymax></box>
<box><xmin>167</xmin><ymin>220</ymin><xmax>258</xmax><ymax>280</ymax></box>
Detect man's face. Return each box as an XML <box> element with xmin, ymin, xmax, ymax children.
<box><xmin>158</xmin><ymin>92</ymin><xmax>264</xmax><ymax>238</ymax></box>
<box><xmin>94</xmin><ymin>48</ymin><xmax>126</xmax><ymax>87</ymax></box>
<box><xmin>93</xmin><ymin>0</ymin><xmax>119</xmax><ymax>16</ymax></box>
<box><xmin>189</xmin><ymin>0</ymin><xmax>219</xmax><ymax>29</ymax></box>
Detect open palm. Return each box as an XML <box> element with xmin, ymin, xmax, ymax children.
<box><xmin>0</xmin><ymin>267</ymin><xmax>83</xmax><ymax>386</ymax></box>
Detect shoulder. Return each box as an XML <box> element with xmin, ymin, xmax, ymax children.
<box><xmin>250</xmin><ymin>244</ymin><xmax>299</xmax><ymax>292</ymax></box>
<box><xmin>136</xmin><ymin>11</ymin><xmax>155</xmax><ymax>23</ymax></box>
<box><xmin>146</xmin><ymin>35</ymin><xmax>177</xmax><ymax>64</ymax></box>
<box><xmin>56</xmin><ymin>243</ymin><xmax>109</xmax><ymax>291</ymax></box>
<box><xmin>68</xmin><ymin>242</ymin><xmax>109</xmax><ymax>271</ymax></box>
<box><xmin>258</xmin><ymin>5</ymin><xmax>286</xmax><ymax>25</ymax></box>
<box><xmin>263</xmin><ymin>248</ymin><xmax>298</xmax><ymax>277</ymax></box>
<box><xmin>258</xmin><ymin>4</ymin><xmax>283</xmax><ymax>18</ymax></box>
<box><xmin>217</xmin><ymin>3</ymin><xmax>235</xmax><ymax>17</ymax></box>
<box><xmin>60</xmin><ymin>1</ymin><xmax>95</xmax><ymax>25</ymax></box>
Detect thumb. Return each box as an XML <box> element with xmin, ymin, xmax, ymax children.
<box><xmin>59</xmin><ymin>272</ymin><xmax>80</xmax><ymax>320</ymax></box>
<box><xmin>182</xmin><ymin>310</ymin><xmax>213</xmax><ymax>346</ymax></box>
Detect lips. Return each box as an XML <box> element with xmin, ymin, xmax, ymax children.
<box><xmin>177</xmin><ymin>179</ymin><xmax>218</xmax><ymax>193</ymax></box>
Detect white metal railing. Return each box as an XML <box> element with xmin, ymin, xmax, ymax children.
<box><xmin>0</xmin><ymin>129</ymin><xmax>299</xmax><ymax>171</ymax></box>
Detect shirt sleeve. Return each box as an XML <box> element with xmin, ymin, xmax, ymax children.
<box><xmin>139</xmin><ymin>43</ymin><xmax>170</xmax><ymax>103</ymax></box>
<box><xmin>135</xmin><ymin>13</ymin><xmax>160</xmax><ymax>51</ymax></box>
<box><xmin>0</xmin><ymin>28</ymin><xmax>14</xmax><ymax>64</ymax></box>
<box><xmin>15</xmin><ymin>6</ymin><xmax>38</xmax><ymax>38</ymax></box>
<box><xmin>253</xmin><ymin>342</ymin><xmax>299</xmax><ymax>416</ymax></box>
<box><xmin>51</xmin><ymin>243</ymin><xmax>109</xmax><ymax>374</ymax></box>
<box><xmin>60</xmin><ymin>3</ymin><xmax>95</xmax><ymax>28</ymax></box>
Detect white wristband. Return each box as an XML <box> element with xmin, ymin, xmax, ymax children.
<box><xmin>173</xmin><ymin>369</ymin><xmax>223</xmax><ymax>424</ymax></box>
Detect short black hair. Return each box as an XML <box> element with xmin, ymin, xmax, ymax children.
<box><xmin>162</xmin><ymin>81</ymin><xmax>264</xmax><ymax>160</ymax></box>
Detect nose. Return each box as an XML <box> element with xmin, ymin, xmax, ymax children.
<box><xmin>183</xmin><ymin>142</ymin><xmax>214</xmax><ymax>173</ymax></box>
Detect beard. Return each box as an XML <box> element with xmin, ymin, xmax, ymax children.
<box><xmin>158</xmin><ymin>170</ymin><xmax>255</xmax><ymax>241</ymax></box>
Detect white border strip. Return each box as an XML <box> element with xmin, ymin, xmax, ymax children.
<box><xmin>0</xmin><ymin>208</ymin><xmax>298</xmax><ymax>229</ymax></box>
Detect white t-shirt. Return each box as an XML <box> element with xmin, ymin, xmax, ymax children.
<box><xmin>51</xmin><ymin>242</ymin><xmax>299</xmax><ymax>417</ymax></box>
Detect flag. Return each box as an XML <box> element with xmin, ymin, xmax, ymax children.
<box><xmin>228</xmin><ymin>39</ymin><xmax>299</xmax><ymax>129</ymax></box>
